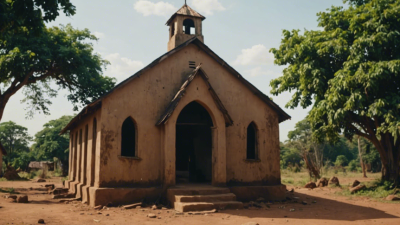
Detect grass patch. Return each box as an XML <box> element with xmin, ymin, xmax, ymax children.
<box><xmin>336</xmin><ymin>179</ymin><xmax>399</xmax><ymax>199</ymax></box>
<box><xmin>0</xmin><ymin>188</ymin><xmax>18</xmax><ymax>194</ymax></box>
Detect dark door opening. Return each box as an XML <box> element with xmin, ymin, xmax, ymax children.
<box><xmin>176</xmin><ymin>102</ymin><xmax>213</xmax><ymax>184</ymax></box>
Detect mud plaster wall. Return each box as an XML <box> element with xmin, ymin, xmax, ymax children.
<box><xmin>69</xmin><ymin>109</ymin><xmax>102</xmax><ymax>188</ymax></box>
<box><xmin>98</xmin><ymin>43</ymin><xmax>281</xmax><ymax>187</ymax></box>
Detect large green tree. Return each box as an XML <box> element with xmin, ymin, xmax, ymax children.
<box><xmin>270</xmin><ymin>0</ymin><xmax>400</xmax><ymax>183</ymax></box>
<box><xmin>31</xmin><ymin>115</ymin><xmax>73</xmax><ymax>174</ymax></box>
<box><xmin>0</xmin><ymin>121</ymin><xmax>31</xmax><ymax>165</ymax></box>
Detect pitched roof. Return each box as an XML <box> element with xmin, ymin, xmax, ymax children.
<box><xmin>61</xmin><ymin>37</ymin><xmax>290</xmax><ymax>134</ymax></box>
<box><xmin>157</xmin><ymin>64</ymin><xmax>233</xmax><ymax>126</ymax></box>
<box><xmin>0</xmin><ymin>142</ymin><xmax>6</xmax><ymax>155</ymax></box>
<box><xmin>166</xmin><ymin>4</ymin><xmax>206</xmax><ymax>25</ymax></box>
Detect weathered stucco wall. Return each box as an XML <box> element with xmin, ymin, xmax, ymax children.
<box><xmin>97</xmin><ymin>43</ymin><xmax>281</xmax><ymax>187</ymax></box>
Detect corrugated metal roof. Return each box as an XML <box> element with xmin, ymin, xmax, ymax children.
<box><xmin>166</xmin><ymin>4</ymin><xmax>205</xmax><ymax>25</ymax></box>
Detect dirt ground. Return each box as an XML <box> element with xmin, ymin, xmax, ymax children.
<box><xmin>0</xmin><ymin>176</ymin><xmax>399</xmax><ymax>225</ymax></box>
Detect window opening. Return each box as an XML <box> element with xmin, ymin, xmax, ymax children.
<box><xmin>183</xmin><ymin>19</ymin><xmax>195</xmax><ymax>35</ymax></box>
<box><xmin>246</xmin><ymin>122</ymin><xmax>258</xmax><ymax>160</ymax></box>
<box><xmin>121</xmin><ymin>117</ymin><xmax>136</xmax><ymax>157</ymax></box>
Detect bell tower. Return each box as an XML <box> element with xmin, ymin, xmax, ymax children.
<box><xmin>166</xmin><ymin>2</ymin><xmax>205</xmax><ymax>51</ymax></box>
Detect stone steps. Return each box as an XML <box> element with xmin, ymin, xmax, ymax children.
<box><xmin>168</xmin><ymin>186</ymin><xmax>243</xmax><ymax>212</ymax></box>
<box><xmin>174</xmin><ymin>201</ymin><xmax>244</xmax><ymax>212</ymax></box>
<box><xmin>175</xmin><ymin>193</ymin><xmax>237</xmax><ymax>203</ymax></box>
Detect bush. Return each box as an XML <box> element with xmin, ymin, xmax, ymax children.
<box><xmin>348</xmin><ymin>160</ymin><xmax>360</xmax><ymax>172</ymax></box>
<box><xmin>335</xmin><ymin>155</ymin><xmax>349</xmax><ymax>167</ymax></box>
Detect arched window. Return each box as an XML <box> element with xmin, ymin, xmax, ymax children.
<box><xmin>121</xmin><ymin>117</ymin><xmax>136</xmax><ymax>157</ymax></box>
<box><xmin>246</xmin><ymin>122</ymin><xmax>258</xmax><ymax>160</ymax></box>
<box><xmin>183</xmin><ymin>19</ymin><xmax>195</xmax><ymax>35</ymax></box>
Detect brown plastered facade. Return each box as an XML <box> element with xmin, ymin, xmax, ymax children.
<box><xmin>64</xmin><ymin>4</ymin><xmax>290</xmax><ymax>207</ymax></box>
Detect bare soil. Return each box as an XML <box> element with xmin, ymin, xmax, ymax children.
<box><xmin>0</xmin><ymin>176</ymin><xmax>399</xmax><ymax>225</ymax></box>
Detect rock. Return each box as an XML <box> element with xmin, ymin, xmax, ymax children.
<box><xmin>301</xmin><ymin>201</ymin><xmax>308</xmax><ymax>205</ymax></box>
<box><xmin>147</xmin><ymin>213</ymin><xmax>157</xmax><ymax>218</ymax></box>
<box><xmin>305</xmin><ymin>182</ymin><xmax>317</xmax><ymax>189</ymax></box>
<box><xmin>329</xmin><ymin>177</ymin><xmax>340</xmax><ymax>186</ymax></box>
<box><xmin>316</xmin><ymin>178</ymin><xmax>329</xmax><ymax>187</ymax></box>
<box><xmin>256</xmin><ymin>197</ymin><xmax>265</xmax><ymax>203</ymax></box>
<box><xmin>6</xmin><ymin>195</ymin><xmax>17</xmax><ymax>200</ymax></box>
<box><xmin>6</xmin><ymin>198</ymin><xmax>16</xmax><ymax>203</ymax></box>
<box><xmin>17</xmin><ymin>195</ymin><xmax>28</xmax><ymax>203</ymax></box>
<box><xmin>103</xmin><ymin>206</ymin><xmax>107</xmax><ymax>210</ymax></box>
<box><xmin>350</xmin><ymin>185</ymin><xmax>366</xmax><ymax>194</ymax></box>
<box><xmin>151</xmin><ymin>205</ymin><xmax>157</xmax><ymax>210</ymax></box>
<box><xmin>36</xmin><ymin>178</ymin><xmax>46</xmax><ymax>183</ymax></box>
<box><xmin>351</xmin><ymin>180</ymin><xmax>361</xmax><ymax>188</ymax></box>
<box><xmin>45</xmin><ymin>184</ymin><xmax>55</xmax><ymax>190</ymax></box>
<box><xmin>105</xmin><ymin>214</ymin><xmax>110</xmax><ymax>216</ymax></box>
<box><xmin>94</xmin><ymin>205</ymin><xmax>103</xmax><ymax>210</ymax></box>
<box><xmin>122</xmin><ymin>203</ymin><xmax>141</xmax><ymax>209</ymax></box>
<box><xmin>242</xmin><ymin>222</ymin><xmax>259</xmax><ymax>225</ymax></box>
<box><xmin>386</xmin><ymin>195</ymin><xmax>400</xmax><ymax>201</ymax></box>
<box><xmin>38</xmin><ymin>219</ymin><xmax>45</xmax><ymax>224</ymax></box>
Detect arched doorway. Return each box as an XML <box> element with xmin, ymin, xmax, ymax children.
<box><xmin>176</xmin><ymin>101</ymin><xmax>213</xmax><ymax>184</ymax></box>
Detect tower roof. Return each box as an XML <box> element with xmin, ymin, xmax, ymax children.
<box><xmin>166</xmin><ymin>4</ymin><xmax>206</xmax><ymax>25</ymax></box>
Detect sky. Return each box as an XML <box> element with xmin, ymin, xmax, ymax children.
<box><xmin>2</xmin><ymin>0</ymin><xmax>346</xmax><ymax>142</ymax></box>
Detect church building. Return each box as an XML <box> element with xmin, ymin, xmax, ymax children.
<box><xmin>62</xmin><ymin>3</ymin><xmax>290</xmax><ymax>211</ymax></box>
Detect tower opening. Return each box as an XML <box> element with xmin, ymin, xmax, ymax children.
<box><xmin>183</xmin><ymin>19</ymin><xmax>195</xmax><ymax>35</ymax></box>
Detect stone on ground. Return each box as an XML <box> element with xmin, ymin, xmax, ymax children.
<box><xmin>147</xmin><ymin>213</ymin><xmax>157</xmax><ymax>218</ymax></box>
<box><xmin>351</xmin><ymin>180</ymin><xmax>360</xmax><ymax>188</ymax></box>
<box><xmin>17</xmin><ymin>195</ymin><xmax>28</xmax><ymax>203</ymax></box>
<box><xmin>122</xmin><ymin>203</ymin><xmax>141</xmax><ymax>209</ymax></box>
<box><xmin>386</xmin><ymin>195</ymin><xmax>400</xmax><ymax>201</ymax></box>
<box><xmin>305</xmin><ymin>182</ymin><xmax>317</xmax><ymax>189</ymax></box>
<box><xmin>94</xmin><ymin>205</ymin><xmax>103</xmax><ymax>210</ymax></box>
<box><xmin>350</xmin><ymin>185</ymin><xmax>366</xmax><ymax>194</ymax></box>
<box><xmin>38</xmin><ymin>219</ymin><xmax>45</xmax><ymax>224</ymax></box>
<box><xmin>316</xmin><ymin>178</ymin><xmax>329</xmax><ymax>187</ymax></box>
<box><xmin>329</xmin><ymin>177</ymin><xmax>340</xmax><ymax>186</ymax></box>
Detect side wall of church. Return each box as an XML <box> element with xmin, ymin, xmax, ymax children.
<box><xmin>69</xmin><ymin>109</ymin><xmax>102</xmax><ymax>188</ymax></box>
<box><xmin>97</xmin><ymin>43</ymin><xmax>281</xmax><ymax>187</ymax></box>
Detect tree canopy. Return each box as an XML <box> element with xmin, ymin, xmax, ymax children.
<box><xmin>270</xmin><ymin>0</ymin><xmax>400</xmax><ymax>183</ymax></box>
<box><xmin>0</xmin><ymin>121</ymin><xmax>31</xmax><ymax>167</ymax></box>
<box><xmin>31</xmin><ymin>115</ymin><xmax>73</xmax><ymax>173</ymax></box>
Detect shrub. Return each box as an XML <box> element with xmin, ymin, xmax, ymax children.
<box><xmin>348</xmin><ymin>160</ymin><xmax>360</xmax><ymax>172</ymax></box>
<box><xmin>335</xmin><ymin>155</ymin><xmax>349</xmax><ymax>167</ymax></box>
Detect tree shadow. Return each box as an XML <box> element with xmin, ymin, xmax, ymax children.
<box><xmin>223</xmin><ymin>192</ymin><xmax>398</xmax><ymax>221</ymax></box>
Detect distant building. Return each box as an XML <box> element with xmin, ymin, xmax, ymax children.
<box><xmin>28</xmin><ymin>161</ymin><xmax>54</xmax><ymax>171</ymax></box>
<box><xmin>62</xmin><ymin>3</ymin><xmax>291</xmax><ymax>209</ymax></box>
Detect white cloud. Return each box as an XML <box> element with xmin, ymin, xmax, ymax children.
<box><xmin>233</xmin><ymin>44</ymin><xmax>274</xmax><ymax>66</ymax></box>
<box><xmin>104</xmin><ymin>53</ymin><xmax>145</xmax><ymax>82</ymax></box>
<box><xmin>134</xmin><ymin>0</ymin><xmax>177</xmax><ymax>17</ymax></box>
<box><xmin>93</xmin><ymin>31</ymin><xmax>105</xmax><ymax>39</ymax></box>
<box><xmin>245</xmin><ymin>67</ymin><xmax>281</xmax><ymax>78</ymax></box>
<box><xmin>191</xmin><ymin>0</ymin><xmax>225</xmax><ymax>15</ymax></box>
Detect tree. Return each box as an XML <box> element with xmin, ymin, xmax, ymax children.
<box><xmin>31</xmin><ymin>115</ymin><xmax>73</xmax><ymax>174</ymax></box>
<box><xmin>0</xmin><ymin>121</ymin><xmax>32</xmax><ymax>166</ymax></box>
<box><xmin>287</xmin><ymin>118</ymin><xmax>324</xmax><ymax>179</ymax></box>
<box><xmin>0</xmin><ymin>0</ymin><xmax>75</xmax><ymax>37</ymax></box>
<box><xmin>270</xmin><ymin>0</ymin><xmax>400</xmax><ymax>184</ymax></box>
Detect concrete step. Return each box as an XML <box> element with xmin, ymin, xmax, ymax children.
<box><xmin>167</xmin><ymin>187</ymin><xmax>230</xmax><ymax>196</ymax></box>
<box><xmin>175</xmin><ymin>193</ymin><xmax>236</xmax><ymax>203</ymax></box>
<box><xmin>174</xmin><ymin>201</ymin><xmax>244</xmax><ymax>212</ymax></box>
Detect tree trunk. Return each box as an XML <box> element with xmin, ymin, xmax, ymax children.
<box><xmin>303</xmin><ymin>152</ymin><xmax>320</xmax><ymax>179</ymax></box>
<box><xmin>358</xmin><ymin>136</ymin><xmax>367</xmax><ymax>178</ymax></box>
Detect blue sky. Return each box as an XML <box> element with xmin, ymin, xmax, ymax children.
<box><xmin>3</xmin><ymin>0</ymin><xmax>346</xmax><ymax>142</ymax></box>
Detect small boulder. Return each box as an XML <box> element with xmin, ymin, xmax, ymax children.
<box><xmin>38</xmin><ymin>219</ymin><xmax>45</xmax><ymax>224</ymax></box>
<box><xmin>151</xmin><ymin>205</ymin><xmax>157</xmax><ymax>210</ymax></box>
<box><xmin>316</xmin><ymin>178</ymin><xmax>329</xmax><ymax>187</ymax></box>
<box><xmin>147</xmin><ymin>213</ymin><xmax>157</xmax><ymax>218</ymax></box>
<box><xmin>351</xmin><ymin>180</ymin><xmax>361</xmax><ymax>188</ymax></box>
<box><xmin>305</xmin><ymin>182</ymin><xmax>317</xmax><ymax>189</ymax></box>
<box><xmin>17</xmin><ymin>195</ymin><xmax>28</xmax><ymax>203</ymax></box>
<box><xmin>329</xmin><ymin>177</ymin><xmax>340</xmax><ymax>186</ymax></box>
<box><xmin>36</xmin><ymin>178</ymin><xmax>46</xmax><ymax>183</ymax></box>
<box><xmin>350</xmin><ymin>185</ymin><xmax>366</xmax><ymax>194</ymax></box>
<box><xmin>94</xmin><ymin>205</ymin><xmax>103</xmax><ymax>210</ymax></box>
<box><xmin>386</xmin><ymin>195</ymin><xmax>400</xmax><ymax>201</ymax></box>
<box><xmin>6</xmin><ymin>195</ymin><xmax>17</xmax><ymax>200</ymax></box>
